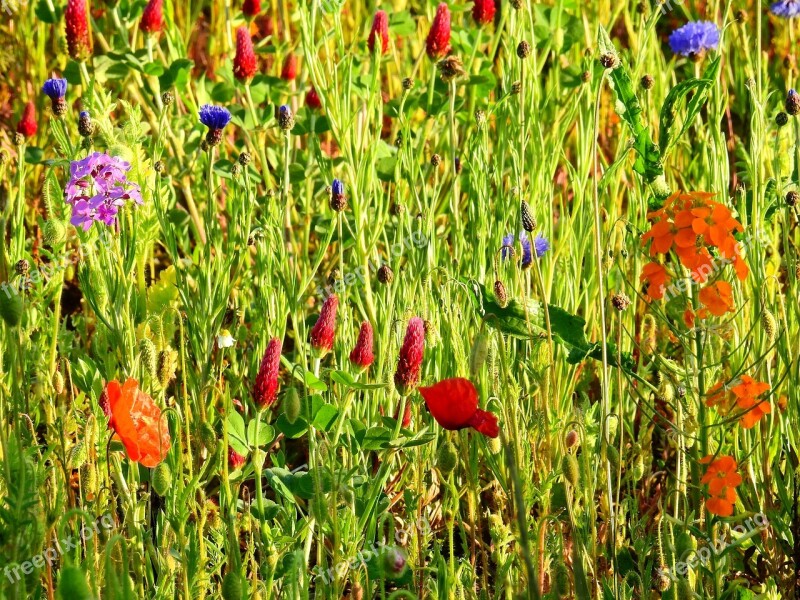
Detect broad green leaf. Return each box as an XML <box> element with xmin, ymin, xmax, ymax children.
<box><xmin>227</xmin><ymin>411</ymin><xmax>249</xmax><ymax>455</ymax></box>
<box><xmin>247</xmin><ymin>418</ymin><xmax>275</xmax><ymax>447</ymax></box>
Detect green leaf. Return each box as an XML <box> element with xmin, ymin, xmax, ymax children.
<box><xmin>275</xmin><ymin>414</ymin><xmax>308</xmax><ymax>439</ymax></box>
<box><xmin>330</xmin><ymin>371</ymin><xmax>387</xmax><ymax>391</ymax></box>
<box><xmin>158</xmin><ymin>59</ymin><xmax>194</xmax><ymax>90</ymax></box>
<box><xmin>360</xmin><ymin>427</ymin><xmax>392</xmax><ymax>451</ymax></box>
<box><xmin>35</xmin><ymin>0</ymin><xmax>61</xmax><ymax>23</ymax></box>
<box><xmin>311</xmin><ymin>404</ymin><xmax>339</xmax><ymax>432</ymax></box>
<box><xmin>247</xmin><ymin>418</ymin><xmax>274</xmax><ymax>447</ymax></box>
<box><xmin>227</xmin><ymin>411</ymin><xmax>249</xmax><ymax>455</ymax></box>
<box><xmin>598</xmin><ymin>27</ymin><xmax>663</xmax><ymax>186</ymax></box>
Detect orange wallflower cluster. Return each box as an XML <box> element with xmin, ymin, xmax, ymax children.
<box><xmin>640</xmin><ymin>192</ymin><xmax>748</xmax><ymax>317</ymax></box>
<box><xmin>706</xmin><ymin>375</ymin><xmax>771</xmax><ymax>429</ymax></box>
<box><xmin>699</xmin><ymin>454</ymin><xmax>742</xmax><ymax>517</ymax></box>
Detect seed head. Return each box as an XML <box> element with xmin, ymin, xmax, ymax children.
<box><xmin>787</xmin><ymin>89</ymin><xmax>800</xmax><ymax>116</ymax></box>
<box><xmin>516</xmin><ymin>41</ymin><xmax>531</xmax><ymax>59</ymax></box>
<box><xmin>521</xmin><ymin>200</ymin><xmax>535</xmax><ymax>232</ymax></box>
<box><xmin>599</xmin><ymin>52</ymin><xmax>619</xmax><ymax>69</ymax></box>
<box><xmin>641</xmin><ymin>74</ymin><xmax>655</xmax><ymax>90</ymax></box>
<box><xmin>161</xmin><ymin>91</ymin><xmax>174</xmax><ymax>106</ymax></box>
<box><xmin>786</xmin><ymin>190</ymin><xmax>798</xmax><ymax>206</ymax></box>
<box><xmin>402</xmin><ymin>77</ymin><xmax>415</xmax><ymax>91</ymax></box>
<box><xmin>611</xmin><ymin>292</ymin><xmax>631</xmax><ymax>312</ymax></box>
<box><xmin>378</xmin><ymin>264</ymin><xmax>394</xmax><ymax>285</ymax></box>
<box><xmin>777</xmin><ymin>112</ymin><xmax>789</xmax><ymax>127</ymax></box>
<box><xmin>430</xmin><ymin>154</ymin><xmax>442</xmax><ymax>168</ymax></box>
<box><xmin>238</xmin><ymin>151</ymin><xmax>251</xmax><ymax>166</ymax></box>
<box><xmin>493</xmin><ymin>280</ymin><xmax>508</xmax><ymax>308</ymax></box>
<box><xmin>437</xmin><ymin>55</ymin><xmax>466</xmax><ymax>83</ymax></box>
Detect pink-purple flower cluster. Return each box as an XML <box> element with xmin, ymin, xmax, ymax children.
<box><xmin>65</xmin><ymin>152</ymin><xmax>143</xmax><ymax>231</ymax></box>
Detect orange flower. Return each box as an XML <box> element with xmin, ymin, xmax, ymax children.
<box><xmin>683</xmin><ymin>308</ymin><xmax>695</xmax><ymax>329</ymax></box>
<box><xmin>641</xmin><ymin>262</ymin><xmax>670</xmax><ymax>300</ymax></box>
<box><xmin>698</xmin><ymin>281</ymin><xmax>734</xmax><ymax>317</ymax></box>
<box><xmin>642</xmin><ymin>220</ymin><xmax>677</xmax><ymax>255</ymax></box>
<box><xmin>705</xmin><ymin>380</ymin><xmax>727</xmax><ymax>408</ymax></box>
<box><xmin>731</xmin><ymin>375</ymin><xmax>770</xmax><ymax>429</ymax></box>
<box><xmin>103</xmin><ymin>378</ymin><xmax>171</xmax><ymax>468</ymax></box>
<box><xmin>699</xmin><ymin>454</ymin><xmax>741</xmax><ymax>516</ymax></box>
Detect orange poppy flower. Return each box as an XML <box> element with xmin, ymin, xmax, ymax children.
<box><xmin>699</xmin><ymin>454</ymin><xmax>741</xmax><ymax>516</ymax></box>
<box><xmin>704</xmin><ymin>380</ymin><xmax>727</xmax><ymax>408</ymax></box>
<box><xmin>642</xmin><ymin>220</ymin><xmax>677</xmax><ymax>255</ymax></box>
<box><xmin>683</xmin><ymin>308</ymin><xmax>695</xmax><ymax>329</ymax></box>
<box><xmin>731</xmin><ymin>375</ymin><xmax>770</xmax><ymax>429</ymax></box>
<box><xmin>641</xmin><ymin>262</ymin><xmax>670</xmax><ymax>300</ymax></box>
<box><xmin>103</xmin><ymin>378</ymin><xmax>171</xmax><ymax>468</ymax></box>
<box><xmin>698</xmin><ymin>281</ymin><xmax>734</xmax><ymax>317</ymax></box>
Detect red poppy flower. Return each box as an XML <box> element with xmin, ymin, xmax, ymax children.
<box><xmin>419</xmin><ymin>378</ymin><xmax>499</xmax><ymax>438</ymax></box>
<box><xmin>104</xmin><ymin>378</ymin><xmax>171</xmax><ymax>468</ymax></box>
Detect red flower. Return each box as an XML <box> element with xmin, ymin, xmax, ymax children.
<box><xmin>426</xmin><ymin>3</ymin><xmax>451</xmax><ymax>60</ymax></box>
<box><xmin>368</xmin><ymin>10</ymin><xmax>389</xmax><ymax>54</ymax></box>
<box><xmin>228</xmin><ymin>447</ymin><xmax>247</xmax><ymax>469</ymax></box>
<box><xmin>394</xmin><ymin>317</ymin><xmax>425</xmax><ymax>396</ymax></box>
<box><xmin>242</xmin><ymin>0</ymin><xmax>261</xmax><ymax>17</ymax></box>
<box><xmin>281</xmin><ymin>54</ymin><xmax>298</xmax><ymax>81</ymax></box>
<box><xmin>103</xmin><ymin>378</ymin><xmax>171</xmax><ymax>467</ymax></box>
<box><xmin>233</xmin><ymin>26</ymin><xmax>258</xmax><ymax>82</ymax></box>
<box><xmin>65</xmin><ymin>0</ymin><xmax>92</xmax><ymax>60</ymax></box>
<box><xmin>140</xmin><ymin>0</ymin><xmax>163</xmax><ymax>34</ymax></box>
<box><xmin>306</xmin><ymin>86</ymin><xmax>322</xmax><ymax>110</ymax></box>
<box><xmin>254</xmin><ymin>337</ymin><xmax>282</xmax><ymax>407</ymax></box>
<box><xmin>419</xmin><ymin>378</ymin><xmax>499</xmax><ymax>438</ymax></box>
<box><xmin>349</xmin><ymin>321</ymin><xmax>375</xmax><ymax>370</ymax></box>
<box><xmin>310</xmin><ymin>294</ymin><xmax>338</xmax><ymax>354</ymax></box>
<box><xmin>17</xmin><ymin>102</ymin><xmax>37</xmax><ymax>138</ymax></box>
<box><xmin>472</xmin><ymin>0</ymin><xmax>496</xmax><ymax>26</ymax></box>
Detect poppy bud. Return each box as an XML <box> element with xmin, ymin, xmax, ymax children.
<box><xmin>57</xmin><ymin>566</ymin><xmax>92</xmax><ymax>599</ymax></box>
<box><xmin>676</xmin><ymin>578</ymin><xmax>692</xmax><ymax>600</ymax></box>
<box><xmin>152</xmin><ymin>462</ymin><xmax>171</xmax><ymax>496</ymax></box>
<box><xmin>553</xmin><ymin>563</ymin><xmax>571</xmax><ymax>598</ymax></box>
<box><xmin>565</xmin><ymin>430</ymin><xmax>579</xmax><ymax>449</ymax></box>
<box><xmin>53</xmin><ymin>368</ymin><xmax>66</xmax><ymax>395</ymax></box>
<box><xmin>17</xmin><ymin>102</ymin><xmax>37</xmax><ymax>138</ymax></box>
<box><xmin>426</xmin><ymin>3</ymin><xmax>451</xmax><ymax>60</ymax></box>
<box><xmin>394</xmin><ymin>317</ymin><xmax>425</xmax><ymax>396</ymax></box>
<box><xmin>221</xmin><ymin>572</ymin><xmax>243</xmax><ymax>600</ymax></box>
<box><xmin>368</xmin><ymin>10</ymin><xmax>389</xmax><ymax>54</ymax></box>
<box><xmin>468</xmin><ymin>331</ymin><xmax>489</xmax><ymax>378</ymax></box>
<box><xmin>381</xmin><ymin>547</ymin><xmax>408</xmax><ymax>580</ymax></box>
<box><xmin>349</xmin><ymin>321</ymin><xmax>375</xmax><ymax>370</ymax></box>
<box><xmin>0</xmin><ymin>289</ymin><xmax>23</xmax><ymax>327</ymax></box>
<box><xmin>761</xmin><ymin>308</ymin><xmax>777</xmax><ymax>343</ymax></box>
<box><xmin>562</xmin><ymin>454</ymin><xmax>579</xmax><ymax>486</ymax></box>
<box><xmin>283</xmin><ymin>388</ymin><xmax>301</xmax><ymax>424</ymax></box>
<box><xmin>200</xmin><ymin>422</ymin><xmax>217</xmax><ymax>452</ymax></box>
<box><xmin>254</xmin><ymin>337</ymin><xmax>282</xmax><ymax>407</ymax></box>
<box><xmin>80</xmin><ymin>463</ymin><xmax>97</xmax><ymax>499</ymax></box>
<box><xmin>310</xmin><ymin>295</ymin><xmax>338</xmax><ymax>355</ymax></box>
<box><xmin>436</xmin><ymin>441</ymin><xmax>458</xmax><ymax>474</ymax></box>
<box><xmin>68</xmin><ymin>441</ymin><xmax>87</xmax><ymax>469</ymax></box>
<box><xmin>472</xmin><ymin>0</ymin><xmax>495</xmax><ymax>25</ymax></box>
<box><xmin>306</xmin><ymin>86</ymin><xmax>322</xmax><ymax>110</ymax></box>
<box><xmin>157</xmin><ymin>348</ymin><xmax>178</xmax><ymax>388</ymax></box>
<box><xmin>140</xmin><ymin>0</ymin><xmax>163</xmax><ymax>34</ymax></box>
<box><xmin>139</xmin><ymin>338</ymin><xmax>157</xmax><ymax>379</ymax></box>
<box><xmin>641</xmin><ymin>314</ymin><xmax>657</xmax><ymax>355</ymax></box>
<box><xmin>242</xmin><ymin>0</ymin><xmax>261</xmax><ymax>17</ymax></box>
<box><xmin>606</xmin><ymin>444</ymin><xmax>619</xmax><ymax>469</ymax></box>
<box><xmin>233</xmin><ymin>27</ymin><xmax>257</xmax><ymax>82</ymax></box>
<box><xmin>281</xmin><ymin>54</ymin><xmax>298</xmax><ymax>80</ymax></box>
<box><xmin>65</xmin><ymin>0</ymin><xmax>92</xmax><ymax>60</ymax></box>
<box><xmin>419</xmin><ymin>378</ymin><xmax>499</xmax><ymax>438</ymax></box>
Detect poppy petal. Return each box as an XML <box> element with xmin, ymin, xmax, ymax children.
<box><xmin>467</xmin><ymin>409</ymin><xmax>499</xmax><ymax>438</ymax></box>
<box><xmin>419</xmin><ymin>378</ymin><xmax>479</xmax><ymax>430</ymax></box>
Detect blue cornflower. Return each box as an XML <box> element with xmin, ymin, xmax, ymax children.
<box><xmin>329</xmin><ymin>178</ymin><xmax>346</xmax><ymax>211</ymax></box>
<box><xmin>668</xmin><ymin>21</ymin><xmax>720</xmax><ymax>57</ymax></box>
<box><xmin>79</xmin><ymin>110</ymin><xmax>90</xmax><ymax>119</ymax></box>
<box><xmin>42</xmin><ymin>78</ymin><xmax>68</xmax><ymax>117</ymax></box>
<box><xmin>771</xmin><ymin>0</ymin><xmax>800</xmax><ymax>18</ymax></box>
<box><xmin>199</xmin><ymin>104</ymin><xmax>232</xmax><ymax>130</ymax></box>
<box><xmin>520</xmin><ymin>232</ymin><xmax>533</xmax><ymax>269</ymax></box>
<box><xmin>199</xmin><ymin>104</ymin><xmax>231</xmax><ymax>146</ymax></box>
<box><xmin>501</xmin><ymin>233</ymin><xmax>515</xmax><ymax>260</ymax></box>
<box><xmin>787</xmin><ymin>89</ymin><xmax>800</xmax><ymax>115</ymax></box>
<box><xmin>533</xmin><ymin>234</ymin><xmax>550</xmax><ymax>258</ymax></box>
<box><xmin>332</xmin><ymin>178</ymin><xmax>344</xmax><ymax>198</ymax></box>
<box><xmin>41</xmin><ymin>78</ymin><xmax>67</xmax><ymax>100</ymax></box>
<box><xmin>278</xmin><ymin>104</ymin><xmax>295</xmax><ymax>131</ymax></box>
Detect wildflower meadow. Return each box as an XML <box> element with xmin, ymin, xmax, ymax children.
<box><xmin>1</xmin><ymin>0</ymin><xmax>800</xmax><ymax>598</ymax></box>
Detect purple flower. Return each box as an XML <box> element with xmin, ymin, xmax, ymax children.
<box><xmin>42</xmin><ymin>78</ymin><xmax>67</xmax><ymax>100</ymax></box>
<box><xmin>332</xmin><ymin>178</ymin><xmax>344</xmax><ymax>198</ymax></box>
<box><xmin>199</xmin><ymin>104</ymin><xmax>232</xmax><ymax>130</ymax></box>
<box><xmin>501</xmin><ymin>233</ymin><xmax>515</xmax><ymax>260</ymax></box>
<box><xmin>771</xmin><ymin>0</ymin><xmax>800</xmax><ymax>18</ymax></box>
<box><xmin>668</xmin><ymin>21</ymin><xmax>720</xmax><ymax>57</ymax></box>
<box><xmin>533</xmin><ymin>234</ymin><xmax>550</xmax><ymax>258</ymax></box>
<box><xmin>64</xmin><ymin>152</ymin><xmax>142</xmax><ymax>231</ymax></box>
<box><xmin>520</xmin><ymin>232</ymin><xmax>532</xmax><ymax>268</ymax></box>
